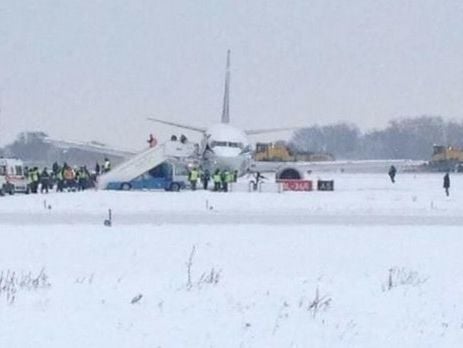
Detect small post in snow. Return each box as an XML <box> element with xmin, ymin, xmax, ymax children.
<box><xmin>104</xmin><ymin>208</ymin><xmax>112</xmax><ymax>227</ymax></box>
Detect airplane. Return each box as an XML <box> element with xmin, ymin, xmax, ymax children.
<box><xmin>148</xmin><ymin>50</ymin><xmax>298</xmax><ymax>174</ymax></box>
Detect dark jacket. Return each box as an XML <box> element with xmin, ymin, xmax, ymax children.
<box><xmin>443</xmin><ymin>173</ymin><xmax>450</xmax><ymax>188</ymax></box>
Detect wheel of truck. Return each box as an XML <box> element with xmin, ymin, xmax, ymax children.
<box><xmin>120</xmin><ymin>183</ymin><xmax>132</xmax><ymax>191</ymax></box>
<box><xmin>169</xmin><ymin>183</ymin><xmax>180</xmax><ymax>192</ymax></box>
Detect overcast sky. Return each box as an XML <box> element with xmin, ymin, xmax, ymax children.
<box><xmin>1</xmin><ymin>0</ymin><xmax>462</xmax><ymax>149</ymax></box>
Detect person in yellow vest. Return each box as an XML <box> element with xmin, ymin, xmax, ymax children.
<box><xmin>213</xmin><ymin>169</ymin><xmax>222</xmax><ymax>191</ymax></box>
<box><xmin>56</xmin><ymin>167</ymin><xmax>64</xmax><ymax>192</ymax></box>
<box><xmin>30</xmin><ymin>167</ymin><xmax>40</xmax><ymax>194</ymax></box>
<box><xmin>188</xmin><ymin>167</ymin><xmax>199</xmax><ymax>191</ymax></box>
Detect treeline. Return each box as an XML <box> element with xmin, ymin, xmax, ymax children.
<box><xmin>289</xmin><ymin>116</ymin><xmax>463</xmax><ymax>160</ymax></box>
<box><xmin>2</xmin><ymin>116</ymin><xmax>463</xmax><ymax>162</ymax></box>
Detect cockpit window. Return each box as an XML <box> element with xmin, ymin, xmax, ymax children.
<box><xmin>211</xmin><ymin>141</ymin><xmax>227</xmax><ymax>147</ymax></box>
<box><xmin>228</xmin><ymin>142</ymin><xmax>243</xmax><ymax>149</ymax></box>
<box><xmin>210</xmin><ymin>141</ymin><xmax>243</xmax><ymax>149</ymax></box>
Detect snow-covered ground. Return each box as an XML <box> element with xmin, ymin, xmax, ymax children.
<box><xmin>1</xmin><ymin>173</ymin><xmax>462</xmax><ymax>347</ymax></box>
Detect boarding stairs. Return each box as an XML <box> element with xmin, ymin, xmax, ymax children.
<box><xmin>97</xmin><ymin>141</ymin><xmax>198</xmax><ymax>189</ymax></box>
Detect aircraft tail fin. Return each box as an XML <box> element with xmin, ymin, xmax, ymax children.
<box><xmin>221</xmin><ymin>50</ymin><xmax>231</xmax><ymax>124</ymax></box>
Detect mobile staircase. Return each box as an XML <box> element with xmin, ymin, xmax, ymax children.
<box><xmin>97</xmin><ymin>141</ymin><xmax>198</xmax><ymax>189</ymax></box>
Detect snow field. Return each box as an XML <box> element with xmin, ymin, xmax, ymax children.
<box><xmin>0</xmin><ymin>173</ymin><xmax>462</xmax><ymax>220</ymax></box>
<box><xmin>0</xmin><ymin>224</ymin><xmax>462</xmax><ymax>347</ymax></box>
<box><xmin>0</xmin><ymin>173</ymin><xmax>462</xmax><ymax>347</ymax></box>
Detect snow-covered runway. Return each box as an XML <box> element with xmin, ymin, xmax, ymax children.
<box><xmin>3</xmin><ymin>211</ymin><xmax>463</xmax><ymax>226</ymax></box>
<box><xmin>1</xmin><ymin>173</ymin><xmax>462</xmax><ymax>347</ymax></box>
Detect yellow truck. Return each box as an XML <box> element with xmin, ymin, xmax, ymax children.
<box><xmin>254</xmin><ymin>142</ymin><xmax>335</xmax><ymax>162</ymax></box>
<box><xmin>254</xmin><ymin>143</ymin><xmax>294</xmax><ymax>162</ymax></box>
<box><xmin>429</xmin><ymin>145</ymin><xmax>463</xmax><ymax>171</ymax></box>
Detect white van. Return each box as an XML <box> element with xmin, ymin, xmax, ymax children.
<box><xmin>0</xmin><ymin>158</ymin><xmax>30</xmax><ymax>195</ymax></box>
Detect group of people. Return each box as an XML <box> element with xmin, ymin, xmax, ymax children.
<box><xmin>388</xmin><ymin>165</ymin><xmax>451</xmax><ymax>196</ymax></box>
<box><xmin>25</xmin><ymin>158</ymin><xmax>112</xmax><ymax>194</ymax></box>
<box><xmin>188</xmin><ymin>167</ymin><xmax>238</xmax><ymax>192</ymax></box>
<box><xmin>186</xmin><ymin>168</ymin><xmax>267</xmax><ymax>192</ymax></box>
<box><xmin>148</xmin><ymin>132</ymin><xmax>194</xmax><ymax>148</ymax></box>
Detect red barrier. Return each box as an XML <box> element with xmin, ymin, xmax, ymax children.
<box><xmin>277</xmin><ymin>179</ymin><xmax>313</xmax><ymax>191</ymax></box>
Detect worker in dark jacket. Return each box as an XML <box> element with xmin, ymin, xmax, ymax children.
<box><xmin>232</xmin><ymin>170</ymin><xmax>238</xmax><ymax>182</ymax></box>
<box><xmin>443</xmin><ymin>172</ymin><xmax>450</xmax><ymax>196</ymax></box>
<box><xmin>251</xmin><ymin>171</ymin><xmax>266</xmax><ymax>191</ymax></box>
<box><xmin>52</xmin><ymin>162</ymin><xmax>59</xmax><ymax>175</ymax></box>
<box><xmin>201</xmin><ymin>169</ymin><xmax>210</xmax><ymax>190</ymax></box>
<box><xmin>388</xmin><ymin>165</ymin><xmax>397</xmax><ymax>183</ymax></box>
<box><xmin>78</xmin><ymin>166</ymin><xmax>90</xmax><ymax>191</ymax></box>
<box><xmin>40</xmin><ymin>168</ymin><xmax>50</xmax><ymax>194</ymax></box>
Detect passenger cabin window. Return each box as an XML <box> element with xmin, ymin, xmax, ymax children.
<box><xmin>15</xmin><ymin>166</ymin><xmax>23</xmax><ymax>176</ymax></box>
<box><xmin>0</xmin><ymin>166</ymin><xmax>6</xmax><ymax>175</ymax></box>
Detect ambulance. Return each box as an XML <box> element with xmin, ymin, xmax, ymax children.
<box><xmin>0</xmin><ymin>158</ymin><xmax>30</xmax><ymax>195</ymax></box>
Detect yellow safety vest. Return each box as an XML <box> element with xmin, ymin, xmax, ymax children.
<box><xmin>213</xmin><ymin>174</ymin><xmax>221</xmax><ymax>183</ymax></box>
<box><xmin>190</xmin><ymin>170</ymin><xmax>199</xmax><ymax>181</ymax></box>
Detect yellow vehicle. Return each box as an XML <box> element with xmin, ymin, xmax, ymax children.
<box><xmin>254</xmin><ymin>143</ymin><xmax>294</xmax><ymax>162</ymax></box>
<box><xmin>430</xmin><ymin>145</ymin><xmax>463</xmax><ymax>171</ymax></box>
<box><xmin>431</xmin><ymin>145</ymin><xmax>463</xmax><ymax>162</ymax></box>
<box><xmin>254</xmin><ymin>142</ymin><xmax>335</xmax><ymax>162</ymax></box>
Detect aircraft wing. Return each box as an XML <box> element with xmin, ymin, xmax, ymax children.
<box><xmin>244</xmin><ymin>127</ymin><xmax>302</xmax><ymax>135</ymax></box>
<box><xmin>250</xmin><ymin>159</ymin><xmax>426</xmax><ymax>173</ymax></box>
<box><xmin>147</xmin><ymin>117</ymin><xmax>207</xmax><ymax>133</ymax></box>
<box><xmin>43</xmin><ymin>137</ymin><xmax>136</xmax><ymax>158</ymax></box>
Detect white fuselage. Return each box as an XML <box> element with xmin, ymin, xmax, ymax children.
<box><xmin>200</xmin><ymin>123</ymin><xmax>252</xmax><ymax>174</ymax></box>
